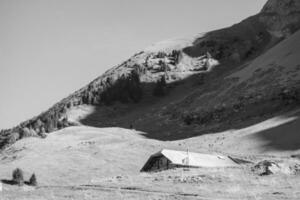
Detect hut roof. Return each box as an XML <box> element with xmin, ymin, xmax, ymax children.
<box><xmin>143</xmin><ymin>149</ymin><xmax>238</xmax><ymax>169</ymax></box>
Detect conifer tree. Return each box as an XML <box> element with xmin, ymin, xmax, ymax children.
<box><xmin>29</xmin><ymin>173</ymin><xmax>37</xmax><ymax>186</ymax></box>
<box><xmin>12</xmin><ymin>168</ymin><xmax>24</xmax><ymax>186</ymax></box>
<box><xmin>153</xmin><ymin>76</ymin><xmax>167</xmax><ymax>96</ymax></box>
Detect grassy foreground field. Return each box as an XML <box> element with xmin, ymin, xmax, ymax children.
<box><xmin>1</xmin><ymin>117</ymin><xmax>300</xmax><ymax>200</ymax></box>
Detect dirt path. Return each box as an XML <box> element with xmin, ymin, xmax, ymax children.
<box><xmin>39</xmin><ymin>184</ymin><xmax>210</xmax><ymax>199</ymax></box>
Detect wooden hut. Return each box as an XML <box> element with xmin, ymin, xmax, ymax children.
<box><xmin>141</xmin><ymin>149</ymin><xmax>237</xmax><ymax>172</ymax></box>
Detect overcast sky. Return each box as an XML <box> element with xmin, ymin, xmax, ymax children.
<box><xmin>0</xmin><ymin>0</ymin><xmax>267</xmax><ymax>129</ymax></box>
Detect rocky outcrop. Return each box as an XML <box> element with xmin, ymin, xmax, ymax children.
<box><xmin>252</xmin><ymin>160</ymin><xmax>300</xmax><ymax>176</ymax></box>
<box><xmin>252</xmin><ymin>160</ymin><xmax>281</xmax><ymax>175</ymax></box>
<box><xmin>259</xmin><ymin>0</ymin><xmax>300</xmax><ymax>37</ymax></box>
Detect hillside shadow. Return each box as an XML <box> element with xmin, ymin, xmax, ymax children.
<box><xmin>79</xmin><ymin>103</ymin><xmax>300</xmax><ymax>152</ymax></box>
<box><xmin>253</xmin><ymin>113</ymin><xmax>300</xmax><ymax>151</ymax></box>
<box><xmin>1</xmin><ymin>179</ymin><xmax>30</xmax><ymax>185</ymax></box>
<box><xmin>80</xmin><ymin>105</ymin><xmax>300</xmax><ymax>152</ymax></box>
<box><xmin>78</xmin><ymin>65</ymin><xmax>236</xmax><ymax>140</ymax></box>
<box><xmin>1</xmin><ymin>179</ymin><xmax>16</xmax><ymax>185</ymax></box>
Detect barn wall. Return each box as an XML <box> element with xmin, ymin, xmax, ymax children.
<box><xmin>145</xmin><ymin>156</ymin><xmax>172</xmax><ymax>172</ymax></box>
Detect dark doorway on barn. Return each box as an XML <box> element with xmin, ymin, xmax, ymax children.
<box><xmin>141</xmin><ymin>154</ymin><xmax>173</xmax><ymax>172</ymax></box>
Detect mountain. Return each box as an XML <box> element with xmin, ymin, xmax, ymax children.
<box><xmin>0</xmin><ymin>0</ymin><xmax>299</xmax><ymax>149</ymax></box>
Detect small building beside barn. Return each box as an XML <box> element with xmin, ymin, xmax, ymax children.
<box><xmin>141</xmin><ymin>149</ymin><xmax>237</xmax><ymax>172</ymax></box>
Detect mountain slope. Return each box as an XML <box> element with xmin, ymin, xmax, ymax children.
<box><xmin>64</xmin><ymin>29</ymin><xmax>299</xmax><ymax>142</ymax></box>
<box><xmin>0</xmin><ymin>0</ymin><xmax>300</xmax><ymax>150</ymax></box>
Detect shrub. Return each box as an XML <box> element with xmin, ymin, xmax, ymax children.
<box><xmin>183</xmin><ymin>113</ymin><xmax>195</xmax><ymax>125</ymax></box>
<box><xmin>197</xmin><ymin>75</ymin><xmax>205</xmax><ymax>85</ymax></box>
<box><xmin>170</xmin><ymin>50</ymin><xmax>180</xmax><ymax>64</ymax></box>
<box><xmin>20</xmin><ymin>127</ymin><xmax>37</xmax><ymax>138</ymax></box>
<box><xmin>128</xmin><ymin>70</ymin><xmax>143</xmax><ymax>103</ymax></box>
<box><xmin>44</xmin><ymin>117</ymin><xmax>58</xmax><ymax>133</ymax></box>
<box><xmin>33</xmin><ymin>119</ymin><xmax>43</xmax><ymax>131</ymax></box>
<box><xmin>29</xmin><ymin>173</ymin><xmax>37</xmax><ymax>186</ymax></box>
<box><xmin>20</xmin><ymin>127</ymin><xmax>31</xmax><ymax>138</ymax></box>
<box><xmin>12</xmin><ymin>168</ymin><xmax>24</xmax><ymax>186</ymax></box>
<box><xmin>153</xmin><ymin>76</ymin><xmax>167</xmax><ymax>96</ymax></box>
<box><xmin>10</xmin><ymin>132</ymin><xmax>20</xmax><ymax>143</ymax></box>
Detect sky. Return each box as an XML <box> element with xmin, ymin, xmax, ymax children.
<box><xmin>0</xmin><ymin>0</ymin><xmax>267</xmax><ymax>130</ymax></box>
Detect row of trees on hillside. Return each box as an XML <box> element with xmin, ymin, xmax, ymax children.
<box><xmin>12</xmin><ymin>168</ymin><xmax>37</xmax><ymax>186</ymax></box>
<box><xmin>0</xmin><ymin>71</ymin><xmax>143</xmax><ymax>148</ymax></box>
<box><xmin>0</xmin><ymin>68</ymin><xmax>172</xmax><ymax>150</ymax></box>
<box><xmin>152</xmin><ymin>50</ymin><xmax>180</xmax><ymax>65</ymax></box>
<box><xmin>100</xmin><ymin>70</ymin><xmax>143</xmax><ymax>105</ymax></box>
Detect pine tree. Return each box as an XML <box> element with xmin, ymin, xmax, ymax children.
<box><xmin>153</xmin><ymin>76</ymin><xmax>167</xmax><ymax>96</ymax></box>
<box><xmin>128</xmin><ymin>70</ymin><xmax>143</xmax><ymax>102</ymax></box>
<box><xmin>12</xmin><ymin>168</ymin><xmax>24</xmax><ymax>186</ymax></box>
<box><xmin>32</xmin><ymin>119</ymin><xmax>43</xmax><ymax>133</ymax></box>
<box><xmin>29</xmin><ymin>173</ymin><xmax>37</xmax><ymax>186</ymax></box>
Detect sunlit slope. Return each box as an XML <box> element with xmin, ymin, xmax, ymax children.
<box><xmin>1</xmin><ymin>109</ymin><xmax>299</xmax><ymax>188</ymax></box>
<box><xmin>0</xmin><ymin>127</ymin><xmax>165</xmax><ymax>185</ymax></box>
